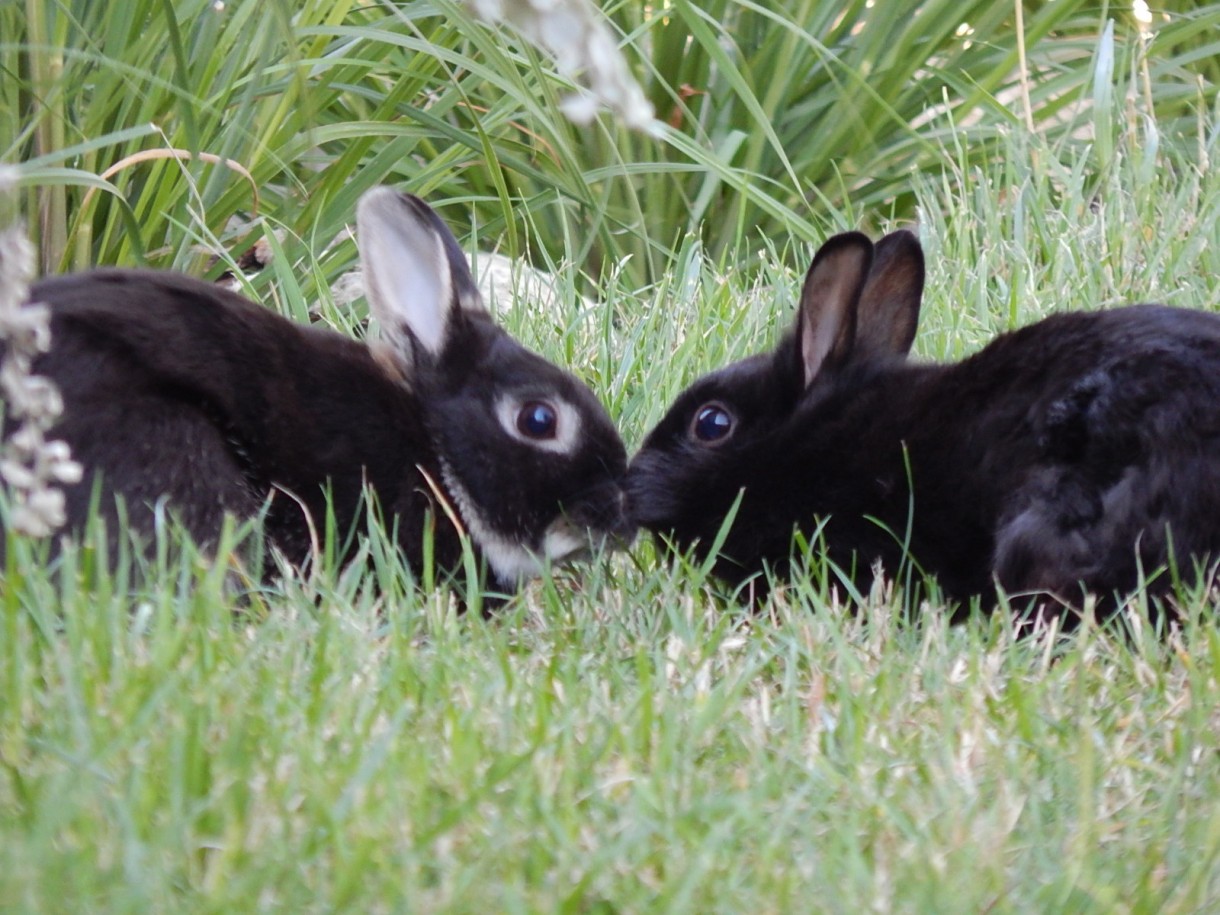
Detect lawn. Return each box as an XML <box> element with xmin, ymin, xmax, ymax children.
<box><xmin>3</xmin><ymin>1</ymin><xmax>1220</xmax><ymax>912</ymax></box>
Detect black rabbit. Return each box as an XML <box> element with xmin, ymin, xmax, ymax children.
<box><xmin>627</xmin><ymin>229</ymin><xmax>1220</xmax><ymax>620</ymax></box>
<box><xmin>2</xmin><ymin>188</ymin><xmax>630</xmax><ymax>592</ymax></box>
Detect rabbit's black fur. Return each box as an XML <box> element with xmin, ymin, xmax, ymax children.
<box><xmin>2</xmin><ymin>189</ymin><xmax>630</xmax><ymax>592</ymax></box>
<box><xmin>628</xmin><ymin>230</ymin><xmax>1220</xmax><ymax>620</ymax></box>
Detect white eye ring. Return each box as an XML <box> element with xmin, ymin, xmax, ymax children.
<box><xmin>496</xmin><ymin>395</ymin><xmax>582</xmax><ymax>454</ymax></box>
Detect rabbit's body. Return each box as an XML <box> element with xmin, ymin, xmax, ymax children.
<box><xmin>628</xmin><ymin>230</ymin><xmax>1220</xmax><ymax>617</ymax></box>
<box><xmin>29</xmin><ymin>269</ymin><xmax>446</xmax><ymax>569</ymax></box>
<box><xmin>4</xmin><ymin>190</ymin><xmax>630</xmax><ymax>591</ymax></box>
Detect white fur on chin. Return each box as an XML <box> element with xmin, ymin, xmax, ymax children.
<box><xmin>439</xmin><ymin>458</ymin><xmax>586</xmax><ymax>587</ymax></box>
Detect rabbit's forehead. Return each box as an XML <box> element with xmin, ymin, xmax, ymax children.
<box><xmin>472</xmin><ymin>330</ymin><xmax>558</xmax><ymax>376</ymax></box>
<box><xmin>679</xmin><ymin>354</ymin><xmax>783</xmax><ymax>412</ymax></box>
<box><xmin>475</xmin><ymin>334</ymin><xmax>610</xmax><ymax>413</ymax></box>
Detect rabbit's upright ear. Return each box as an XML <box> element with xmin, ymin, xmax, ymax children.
<box><xmin>793</xmin><ymin>232</ymin><xmax>873</xmax><ymax>389</ymax></box>
<box><xmin>357</xmin><ymin>187</ymin><xmax>484</xmax><ymax>366</ymax></box>
<box><xmin>854</xmin><ymin>229</ymin><xmax>924</xmax><ymax>361</ymax></box>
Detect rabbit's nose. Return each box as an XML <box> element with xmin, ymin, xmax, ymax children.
<box><xmin>565</xmin><ymin>480</ymin><xmax>636</xmax><ymax>545</ymax></box>
<box><xmin>609</xmin><ymin>487</ymin><xmax>637</xmax><ymax>543</ymax></box>
<box><xmin>599</xmin><ymin>485</ymin><xmax>637</xmax><ymax>542</ymax></box>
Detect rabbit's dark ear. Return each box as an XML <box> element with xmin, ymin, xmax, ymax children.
<box><xmin>854</xmin><ymin>229</ymin><xmax>924</xmax><ymax>360</ymax></box>
<box><xmin>794</xmin><ymin>232</ymin><xmax>873</xmax><ymax>389</ymax></box>
<box><xmin>357</xmin><ymin>187</ymin><xmax>485</xmax><ymax>367</ymax></box>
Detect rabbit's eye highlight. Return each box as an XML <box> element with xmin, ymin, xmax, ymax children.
<box><xmin>691</xmin><ymin>403</ymin><xmax>734</xmax><ymax>444</ymax></box>
<box><xmin>517</xmin><ymin>401</ymin><xmax>558</xmax><ymax>440</ymax></box>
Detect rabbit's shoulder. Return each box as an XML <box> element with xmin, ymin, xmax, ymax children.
<box><xmin>35</xmin><ymin>268</ymin><xmax>420</xmax><ymax>481</ymax></box>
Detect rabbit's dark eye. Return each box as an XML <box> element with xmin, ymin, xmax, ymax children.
<box><xmin>517</xmin><ymin>401</ymin><xmax>558</xmax><ymax>440</ymax></box>
<box><xmin>691</xmin><ymin>403</ymin><xmax>734</xmax><ymax>444</ymax></box>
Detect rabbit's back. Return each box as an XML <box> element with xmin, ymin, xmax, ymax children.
<box><xmin>958</xmin><ymin>305</ymin><xmax>1220</xmax><ymax>603</ymax></box>
<box><xmin>928</xmin><ymin>306</ymin><xmax>1220</xmax><ymax>480</ymax></box>
<box><xmin>26</xmin><ymin>269</ymin><xmax>434</xmax><ymax>561</ymax></box>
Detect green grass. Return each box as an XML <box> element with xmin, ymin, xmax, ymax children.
<box><xmin>5</xmin><ymin>0</ymin><xmax>1220</xmax><ymax>912</ymax></box>
<box><xmin>5</xmin><ymin>535</ymin><xmax>1220</xmax><ymax>912</ymax></box>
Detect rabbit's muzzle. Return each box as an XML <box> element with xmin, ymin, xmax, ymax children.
<box><xmin>557</xmin><ymin>477</ymin><xmax>635</xmax><ymax>555</ymax></box>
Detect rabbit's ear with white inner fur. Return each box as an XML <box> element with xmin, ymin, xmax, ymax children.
<box><xmin>854</xmin><ymin>229</ymin><xmax>924</xmax><ymax>361</ymax></box>
<box><xmin>357</xmin><ymin>187</ymin><xmax>484</xmax><ymax>368</ymax></box>
<box><xmin>794</xmin><ymin>232</ymin><xmax>873</xmax><ymax>389</ymax></box>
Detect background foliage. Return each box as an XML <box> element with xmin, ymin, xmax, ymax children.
<box><xmin>3</xmin><ymin>0</ymin><xmax>1217</xmax><ymax>287</ymax></box>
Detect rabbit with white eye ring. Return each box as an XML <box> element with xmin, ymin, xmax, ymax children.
<box><xmin>1</xmin><ymin>188</ymin><xmax>632</xmax><ymax>596</ymax></box>
<box><xmin>627</xmin><ymin>229</ymin><xmax>1220</xmax><ymax>625</ymax></box>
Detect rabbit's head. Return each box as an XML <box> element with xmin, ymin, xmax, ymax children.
<box><xmin>626</xmin><ymin>229</ymin><xmax>923</xmax><ymax>576</ymax></box>
<box><xmin>358</xmin><ymin>189</ymin><xmax>630</xmax><ymax>587</ymax></box>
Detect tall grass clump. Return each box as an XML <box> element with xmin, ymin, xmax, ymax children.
<box><xmin>3</xmin><ymin>1</ymin><xmax>1217</xmax><ymax>288</ymax></box>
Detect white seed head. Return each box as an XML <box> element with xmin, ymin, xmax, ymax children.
<box><xmin>465</xmin><ymin>0</ymin><xmax>657</xmax><ymax>132</ymax></box>
<box><xmin>0</xmin><ymin>214</ymin><xmax>79</xmax><ymax>539</ymax></box>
